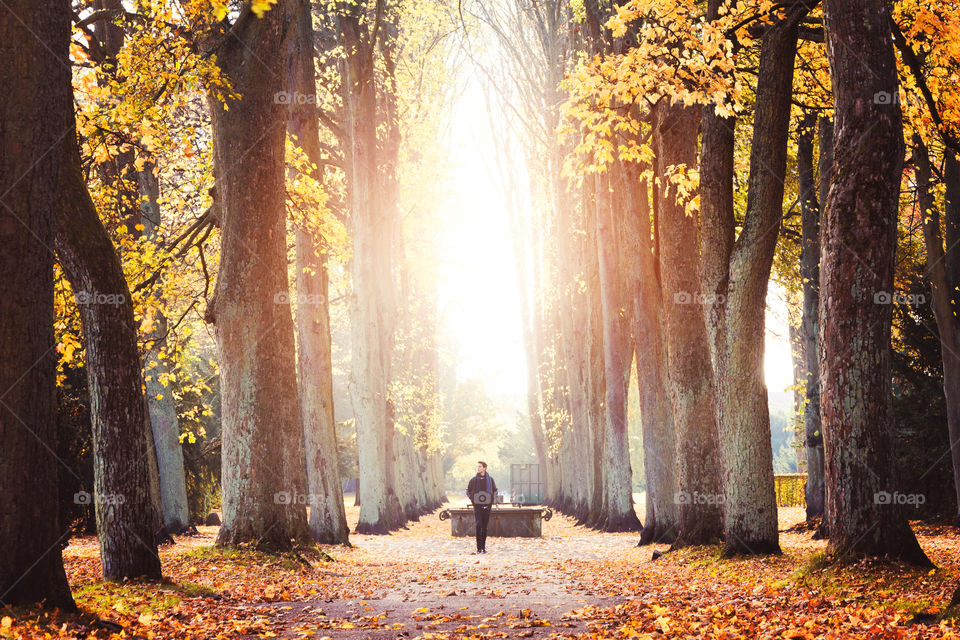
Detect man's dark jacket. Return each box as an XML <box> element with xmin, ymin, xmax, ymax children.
<box><xmin>466</xmin><ymin>472</ymin><xmax>498</xmax><ymax>505</ymax></box>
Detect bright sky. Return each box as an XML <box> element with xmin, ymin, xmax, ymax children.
<box><xmin>437</xmin><ymin>78</ymin><xmax>528</xmax><ymax>399</ymax></box>
<box><xmin>436</xmin><ymin>71</ymin><xmax>796</xmax><ymax>412</ymax></box>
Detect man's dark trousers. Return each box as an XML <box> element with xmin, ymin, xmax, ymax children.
<box><xmin>474</xmin><ymin>505</ymin><xmax>491</xmax><ymax>551</ymax></box>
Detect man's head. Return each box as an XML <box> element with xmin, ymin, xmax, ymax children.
<box><xmin>477</xmin><ymin>461</ymin><xmax>487</xmax><ymax>475</ymax></box>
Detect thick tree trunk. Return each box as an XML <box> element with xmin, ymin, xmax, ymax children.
<box><xmin>819</xmin><ymin>0</ymin><xmax>929</xmax><ymax>565</ymax></box>
<box><xmin>595</xmin><ymin>166</ymin><xmax>642</xmax><ymax>532</ymax></box>
<box><xmin>655</xmin><ymin>101</ymin><xmax>724</xmax><ymax>547</ymax></box>
<box><xmin>584</xmin><ymin>177</ymin><xmax>607</xmax><ymax>525</ymax></box>
<box><xmin>393</xmin><ymin>430</ymin><xmax>420</xmax><ymax>521</ymax></box>
<box><xmin>798</xmin><ymin>115</ymin><xmax>825</xmax><ymax>521</ymax></box>
<box><xmin>287</xmin><ymin>2</ymin><xmax>350</xmax><ymax>546</ymax></box>
<box><xmin>622</xmin><ymin>165</ymin><xmax>679</xmax><ymax>544</ymax></box>
<box><xmin>207</xmin><ymin>2</ymin><xmax>310</xmax><ymax>550</ymax></box>
<box><xmin>0</xmin><ymin>0</ymin><xmax>75</xmax><ymax>608</ymax></box>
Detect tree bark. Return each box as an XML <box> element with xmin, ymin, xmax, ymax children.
<box><xmin>701</xmin><ymin>5</ymin><xmax>809</xmax><ymax>555</ymax></box>
<box><xmin>145</xmin><ymin>313</ymin><xmax>191</xmax><ymax>532</ymax></box>
<box><xmin>622</xmin><ymin>164</ymin><xmax>679</xmax><ymax>544</ymax></box>
<box><xmin>139</xmin><ymin>168</ymin><xmax>191</xmax><ymax>534</ymax></box>
<box><xmin>944</xmin><ymin>151</ymin><xmax>960</xmax><ymax>527</ymax></box>
<box><xmin>786</xmin><ymin>291</ymin><xmax>807</xmax><ymax>472</ymax></box>
<box><xmin>57</xmin><ymin>132</ymin><xmax>163</xmax><ymax>579</ymax></box>
<box><xmin>595</xmin><ymin>165</ymin><xmax>642</xmax><ymax>532</ymax></box>
<box><xmin>798</xmin><ymin>114</ymin><xmax>825</xmax><ymax>521</ymax></box>
<box><xmin>286</xmin><ymin>0</ymin><xmax>351</xmax><ymax>546</ymax></box>
<box><xmin>338</xmin><ymin>0</ymin><xmax>403</xmax><ymax>533</ymax></box>
<box><xmin>916</xmin><ymin>140</ymin><xmax>960</xmax><ymax>528</ymax></box>
<box><xmin>654</xmin><ymin>101</ymin><xmax>724</xmax><ymax>547</ymax></box>
<box><xmin>819</xmin><ymin>0</ymin><xmax>929</xmax><ymax>565</ymax></box>
<box><xmin>0</xmin><ymin>0</ymin><xmax>76</xmax><ymax>609</ymax></box>
<box><xmin>206</xmin><ymin>1</ymin><xmax>311</xmax><ymax>550</ymax></box>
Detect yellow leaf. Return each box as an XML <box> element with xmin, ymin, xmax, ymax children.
<box><xmin>656</xmin><ymin>616</ymin><xmax>671</xmax><ymax>633</ymax></box>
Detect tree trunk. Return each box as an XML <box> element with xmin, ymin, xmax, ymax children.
<box><xmin>506</xmin><ymin>147</ymin><xmax>553</xmax><ymax>508</ymax></box>
<box><xmin>798</xmin><ymin>114</ymin><xmax>825</xmax><ymax>521</ymax></box>
<box><xmin>57</xmin><ymin>134</ymin><xmax>163</xmax><ymax>579</ymax></box>
<box><xmin>286</xmin><ymin>1</ymin><xmax>350</xmax><ymax>546</ymax></box>
<box><xmin>702</xmin><ymin>5</ymin><xmax>808</xmax><ymax>555</ymax></box>
<box><xmin>584</xmin><ymin>177</ymin><xmax>607</xmax><ymax>525</ymax></box>
<box><xmin>294</xmin><ymin>227</ymin><xmax>351</xmax><ymax>543</ymax></box>
<box><xmin>595</xmin><ymin>165</ymin><xmax>642</xmax><ymax>532</ymax></box>
<box><xmin>944</xmin><ymin>151</ymin><xmax>960</xmax><ymax>527</ymax></box>
<box><xmin>917</xmin><ymin>140</ymin><xmax>960</xmax><ymax>528</ymax></box>
<box><xmin>139</xmin><ymin>167</ymin><xmax>191</xmax><ymax>534</ymax></box>
<box><xmin>785</xmin><ymin>293</ymin><xmax>807</xmax><ymax>472</ymax></box>
<box><xmin>654</xmin><ymin>101</ymin><xmax>724</xmax><ymax>547</ymax></box>
<box><xmin>338</xmin><ymin>3</ymin><xmax>402</xmax><ymax>533</ymax></box>
<box><xmin>622</xmin><ymin>164</ymin><xmax>679</xmax><ymax>544</ymax></box>
<box><xmin>145</xmin><ymin>314</ymin><xmax>191</xmax><ymax>532</ymax></box>
<box><xmin>206</xmin><ymin>2</ymin><xmax>311</xmax><ymax>550</ymax></box>
<box><xmin>819</xmin><ymin>0</ymin><xmax>929</xmax><ymax>565</ymax></box>
<box><xmin>0</xmin><ymin>0</ymin><xmax>76</xmax><ymax>608</ymax></box>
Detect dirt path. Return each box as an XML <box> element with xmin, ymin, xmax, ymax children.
<box><xmin>263</xmin><ymin>506</ymin><xmax>650</xmax><ymax>638</ymax></box>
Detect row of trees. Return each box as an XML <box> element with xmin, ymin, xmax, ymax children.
<box><xmin>486</xmin><ymin>0</ymin><xmax>960</xmax><ymax>563</ymax></box>
<box><xmin>1</xmin><ymin>0</ymin><xmax>454</xmax><ymax>609</ymax></box>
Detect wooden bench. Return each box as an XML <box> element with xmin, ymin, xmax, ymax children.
<box><xmin>438</xmin><ymin>506</ymin><xmax>553</xmax><ymax>538</ymax></box>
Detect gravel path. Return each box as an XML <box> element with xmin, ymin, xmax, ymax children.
<box><xmin>264</xmin><ymin>505</ymin><xmax>652</xmax><ymax>638</ymax></box>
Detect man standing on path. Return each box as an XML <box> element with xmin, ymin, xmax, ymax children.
<box><xmin>466</xmin><ymin>461</ymin><xmax>497</xmax><ymax>554</ymax></box>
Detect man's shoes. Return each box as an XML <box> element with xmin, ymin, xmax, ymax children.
<box><xmin>481</xmin><ymin>549</ymin><xmax>487</xmax><ymax>554</ymax></box>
